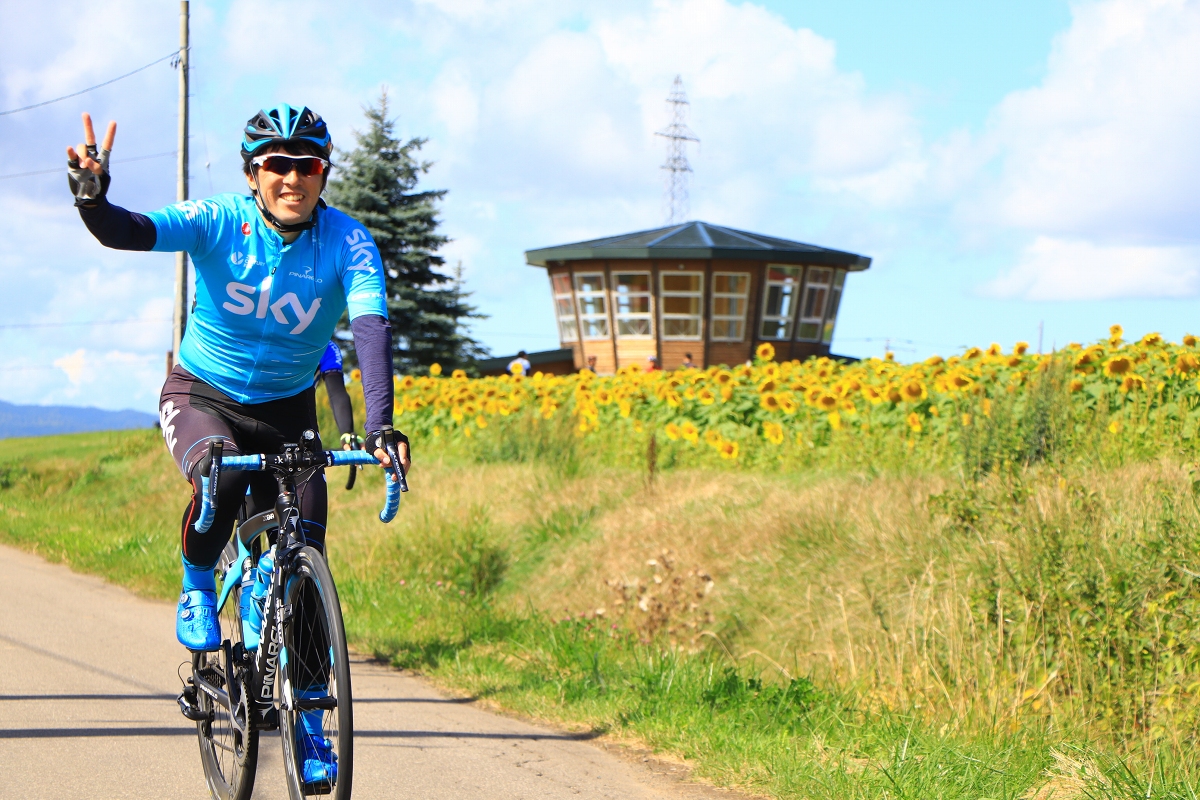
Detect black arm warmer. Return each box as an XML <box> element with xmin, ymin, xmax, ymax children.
<box><xmin>77</xmin><ymin>198</ymin><xmax>157</xmax><ymax>251</ymax></box>
<box><xmin>323</xmin><ymin>370</ymin><xmax>355</xmax><ymax>436</ymax></box>
<box><xmin>350</xmin><ymin>315</ymin><xmax>394</xmax><ymax>433</ymax></box>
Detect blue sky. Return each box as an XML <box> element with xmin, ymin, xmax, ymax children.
<box><xmin>2</xmin><ymin>0</ymin><xmax>1198</xmax><ymax>411</ymax></box>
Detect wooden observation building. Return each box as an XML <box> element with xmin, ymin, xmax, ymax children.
<box><xmin>525</xmin><ymin>221</ymin><xmax>871</xmax><ymax>372</ymax></box>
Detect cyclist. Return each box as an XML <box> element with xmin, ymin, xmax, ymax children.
<box><xmin>317</xmin><ymin>339</ymin><xmax>361</xmax><ymax>450</ymax></box>
<box><xmin>66</xmin><ymin>105</ymin><xmax>410</xmax><ymax>788</ymax></box>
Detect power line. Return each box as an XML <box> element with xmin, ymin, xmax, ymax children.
<box><xmin>0</xmin><ymin>150</ymin><xmax>177</xmax><ymax>181</ymax></box>
<box><xmin>0</xmin><ymin>318</ymin><xmax>170</xmax><ymax>331</ymax></box>
<box><xmin>0</xmin><ymin>51</ymin><xmax>180</xmax><ymax>116</ymax></box>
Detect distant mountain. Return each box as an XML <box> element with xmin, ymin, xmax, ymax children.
<box><xmin>0</xmin><ymin>400</ymin><xmax>158</xmax><ymax>439</ymax></box>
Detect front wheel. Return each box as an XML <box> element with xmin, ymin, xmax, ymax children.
<box><xmin>194</xmin><ymin>544</ymin><xmax>259</xmax><ymax>800</ymax></box>
<box><xmin>279</xmin><ymin>546</ymin><xmax>354</xmax><ymax>799</ymax></box>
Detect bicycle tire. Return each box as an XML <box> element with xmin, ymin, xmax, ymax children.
<box><xmin>194</xmin><ymin>543</ymin><xmax>259</xmax><ymax>800</ymax></box>
<box><xmin>279</xmin><ymin>546</ymin><xmax>354</xmax><ymax>800</ymax></box>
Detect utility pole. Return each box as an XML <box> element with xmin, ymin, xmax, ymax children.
<box><xmin>1037</xmin><ymin>320</ymin><xmax>1044</xmax><ymax>355</ymax></box>
<box><xmin>655</xmin><ymin>76</ymin><xmax>699</xmax><ymax>225</ymax></box>
<box><xmin>170</xmin><ymin>0</ymin><xmax>190</xmax><ymax>374</ymax></box>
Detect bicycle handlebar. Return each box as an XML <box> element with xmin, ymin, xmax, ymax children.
<box><xmin>194</xmin><ymin>449</ymin><xmax>404</xmax><ymax>534</ymax></box>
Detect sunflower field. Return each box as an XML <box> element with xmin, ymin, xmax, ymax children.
<box><xmin>344</xmin><ymin>325</ymin><xmax>1200</xmax><ymax>473</ymax></box>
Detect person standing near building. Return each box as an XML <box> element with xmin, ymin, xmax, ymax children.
<box><xmin>508</xmin><ymin>350</ymin><xmax>532</xmax><ymax>376</ymax></box>
<box><xmin>681</xmin><ymin>353</ymin><xmax>696</xmax><ymax>369</ymax></box>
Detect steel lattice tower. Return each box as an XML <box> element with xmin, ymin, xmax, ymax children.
<box><xmin>655</xmin><ymin>75</ymin><xmax>699</xmax><ymax>225</ymax></box>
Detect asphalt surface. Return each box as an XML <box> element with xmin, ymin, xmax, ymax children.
<box><xmin>0</xmin><ymin>543</ymin><xmax>735</xmax><ymax>800</ymax></box>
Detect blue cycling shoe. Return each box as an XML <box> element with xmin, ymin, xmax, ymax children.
<box><xmin>176</xmin><ymin>590</ymin><xmax>221</xmax><ymax>651</ymax></box>
<box><xmin>297</xmin><ymin>709</ymin><xmax>337</xmax><ymax>790</ymax></box>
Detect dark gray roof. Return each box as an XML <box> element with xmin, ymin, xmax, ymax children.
<box><xmin>525</xmin><ymin>221</ymin><xmax>870</xmax><ymax>270</ymax></box>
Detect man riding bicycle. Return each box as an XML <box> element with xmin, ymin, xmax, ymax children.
<box><xmin>67</xmin><ymin>104</ymin><xmax>410</xmax><ymax>788</ymax></box>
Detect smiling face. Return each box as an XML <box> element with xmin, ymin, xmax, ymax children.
<box><xmin>244</xmin><ymin>143</ymin><xmax>327</xmax><ymax>236</ymax></box>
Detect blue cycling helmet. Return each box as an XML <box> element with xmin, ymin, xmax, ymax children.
<box><xmin>240</xmin><ymin>103</ymin><xmax>332</xmax><ymax>163</ymax></box>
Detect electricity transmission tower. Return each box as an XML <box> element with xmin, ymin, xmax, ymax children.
<box><xmin>655</xmin><ymin>75</ymin><xmax>699</xmax><ymax>225</ymax></box>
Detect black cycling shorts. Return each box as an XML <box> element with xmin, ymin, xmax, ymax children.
<box><xmin>158</xmin><ymin>366</ymin><xmax>328</xmax><ymax>569</ymax></box>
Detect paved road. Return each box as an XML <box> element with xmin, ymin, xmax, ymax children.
<box><xmin>0</xmin><ymin>544</ymin><xmax>733</xmax><ymax>800</ymax></box>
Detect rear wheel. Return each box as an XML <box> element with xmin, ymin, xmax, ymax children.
<box><xmin>279</xmin><ymin>546</ymin><xmax>354</xmax><ymax>799</ymax></box>
<box><xmin>194</xmin><ymin>544</ymin><xmax>259</xmax><ymax>800</ymax></box>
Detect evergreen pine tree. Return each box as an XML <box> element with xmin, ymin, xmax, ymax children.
<box><xmin>326</xmin><ymin>91</ymin><xmax>487</xmax><ymax>373</ymax></box>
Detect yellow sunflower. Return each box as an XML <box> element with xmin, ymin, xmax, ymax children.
<box><xmin>986</xmin><ymin>343</ymin><xmax>1003</xmax><ymax>357</ymax></box>
<box><xmin>760</xmin><ymin>393</ymin><xmax>783</xmax><ymax>412</ymax></box>
<box><xmin>680</xmin><ymin>421</ymin><xmax>700</xmax><ymax>443</ymax></box>
<box><xmin>1119</xmin><ymin>374</ymin><xmax>1145</xmax><ymax>393</ymax></box>
<box><xmin>906</xmin><ymin>412</ymin><xmax>923</xmax><ymax>433</ymax></box>
<box><xmin>704</xmin><ymin>429</ymin><xmax>723</xmax><ymax>447</ymax></box>
<box><xmin>350</xmin><ymin>368</ymin><xmax>362</xmax><ymax>382</ymax></box>
<box><xmin>1139</xmin><ymin>332</ymin><xmax>1163</xmax><ymax>346</ymax></box>
<box><xmin>664</xmin><ymin>422</ymin><xmax>682</xmax><ymax>441</ymax></box>
<box><xmin>618</xmin><ymin>399</ymin><xmax>632</xmax><ymax>418</ymax></box>
<box><xmin>1103</xmin><ymin>356</ymin><xmax>1133</xmax><ymax>377</ymax></box>
<box><xmin>1013</xmin><ymin>342</ymin><xmax>1030</xmax><ymax>355</ymax></box>
<box><xmin>718</xmin><ymin>440</ymin><xmax>740</xmax><ymax>460</ymax></box>
<box><xmin>755</xmin><ymin>342</ymin><xmax>776</xmax><ymax>362</ymax></box>
<box><xmin>452</xmin><ymin>368</ymin><xmax>467</xmax><ymax>379</ymax></box>
<box><xmin>900</xmin><ymin>379</ymin><xmax>927</xmax><ymax>403</ymax></box>
<box><xmin>816</xmin><ymin>393</ymin><xmax>839</xmax><ymax>412</ymax></box>
<box><xmin>697</xmin><ymin>388</ymin><xmax>716</xmax><ymax>405</ymax></box>
<box><xmin>827</xmin><ymin>411</ymin><xmax>843</xmax><ymax>431</ymax></box>
<box><xmin>429</xmin><ymin>363</ymin><xmax>443</xmax><ymax>377</ymax></box>
<box><xmin>1177</xmin><ymin>354</ymin><xmax>1199</xmax><ymax>373</ymax></box>
<box><xmin>762</xmin><ymin>421</ymin><xmax>784</xmax><ymax>445</ymax></box>
<box><xmin>1069</xmin><ymin>378</ymin><xmax>1084</xmax><ymax>392</ymax></box>
<box><xmin>1185</xmin><ymin>334</ymin><xmax>1198</xmax><ymax>347</ymax></box>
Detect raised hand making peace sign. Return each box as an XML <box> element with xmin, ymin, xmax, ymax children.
<box><xmin>65</xmin><ymin>112</ymin><xmax>116</xmax><ymax>207</ymax></box>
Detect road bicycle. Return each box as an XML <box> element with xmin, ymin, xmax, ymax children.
<box><xmin>177</xmin><ymin>428</ymin><xmax>407</xmax><ymax>800</ymax></box>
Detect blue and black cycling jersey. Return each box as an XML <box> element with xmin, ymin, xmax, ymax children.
<box><xmin>145</xmin><ymin>194</ymin><xmax>386</xmax><ymax>404</ymax></box>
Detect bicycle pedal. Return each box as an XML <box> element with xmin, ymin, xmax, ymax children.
<box><xmin>177</xmin><ymin>683</ymin><xmax>211</xmax><ymax>722</ymax></box>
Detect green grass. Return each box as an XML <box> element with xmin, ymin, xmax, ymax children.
<box><xmin>3</xmin><ymin>426</ymin><xmax>1200</xmax><ymax>797</ymax></box>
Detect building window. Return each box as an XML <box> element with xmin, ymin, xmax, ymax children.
<box><xmin>822</xmin><ymin>269</ymin><xmax>846</xmax><ymax>344</ymax></box>
<box><xmin>797</xmin><ymin>267</ymin><xmax>833</xmax><ymax>342</ymax></box>
<box><xmin>551</xmin><ymin>273</ymin><xmax>577</xmax><ymax>342</ymax></box>
<box><xmin>659</xmin><ymin>272</ymin><xmax>703</xmax><ymax>340</ymax></box>
<box><xmin>711</xmin><ymin>273</ymin><xmax>749</xmax><ymax>341</ymax></box>
<box><xmin>614</xmin><ymin>273</ymin><xmax>653</xmax><ymax>338</ymax></box>
<box><xmin>759</xmin><ymin>265</ymin><xmax>801</xmax><ymax>340</ymax></box>
<box><xmin>573</xmin><ymin>273</ymin><xmax>609</xmax><ymax>339</ymax></box>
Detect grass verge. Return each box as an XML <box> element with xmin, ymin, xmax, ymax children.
<box><xmin>2</xmin><ymin>428</ymin><xmax>1199</xmax><ymax>797</ymax></box>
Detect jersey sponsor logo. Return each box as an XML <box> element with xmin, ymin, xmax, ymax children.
<box><xmin>159</xmin><ymin>400</ymin><xmax>181</xmax><ymax>454</ymax></box>
<box><xmin>222</xmin><ymin>281</ymin><xmax>322</xmax><ymax>335</ymax></box>
<box><xmin>288</xmin><ymin>266</ymin><xmax>320</xmax><ymax>283</ymax></box>
<box><xmin>175</xmin><ymin>199</ymin><xmax>219</xmax><ymax>221</ymax></box>
<box><xmin>344</xmin><ymin>228</ymin><xmax>377</xmax><ymax>273</ymax></box>
<box><xmin>241</xmin><ymin>222</ymin><xmax>251</xmax><ymax>235</ymax></box>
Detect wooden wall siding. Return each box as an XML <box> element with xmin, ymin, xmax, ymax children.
<box><xmin>616</xmin><ymin>339</ymin><xmax>657</xmax><ymax>370</ymax></box>
<box><xmin>660</xmin><ymin>341</ymin><xmax>700</xmax><ymax>372</ymax></box>
<box><xmin>707</xmin><ymin>342</ymin><xmax>753</xmax><ymax>368</ymax></box>
<box><xmin>788</xmin><ymin>342</ymin><xmax>829</xmax><ymax>362</ymax></box>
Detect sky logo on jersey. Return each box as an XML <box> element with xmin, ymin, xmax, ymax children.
<box><xmin>222</xmin><ymin>281</ymin><xmax>322</xmax><ymax>335</ymax></box>
<box><xmin>345</xmin><ymin>228</ymin><xmax>377</xmax><ymax>273</ymax></box>
<box><xmin>175</xmin><ymin>199</ymin><xmax>219</xmax><ymax>222</ymax></box>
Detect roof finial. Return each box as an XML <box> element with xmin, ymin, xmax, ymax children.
<box><xmin>655</xmin><ymin>75</ymin><xmax>699</xmax><ymax>226</ymax></box>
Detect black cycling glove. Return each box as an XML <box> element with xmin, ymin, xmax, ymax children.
<box><xmin>364</xmin><ymin>427</ymin><xmax>411</xmax><ymax>461</ymax></box>
<box><xmin>67</xmin><ymin>144</ymin><xmax>111</xmax><ymax>207</ymax></box>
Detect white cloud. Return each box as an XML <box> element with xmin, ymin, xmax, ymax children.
<box><xmin>53</xmin><ymin>349</ymin><xmax>88</xmax><ymax>387</ymax></box>
<box><xmin>983</xmin><ymin>0</ymin><xmax>1200</xmax><ymax>244</ymax></box>
<box><xmin>984</xmin><ymin>236</ymin><xmax>1200</xmax><ymax>300</ymax></box>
